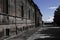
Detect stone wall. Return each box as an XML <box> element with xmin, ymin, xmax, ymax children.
<box><xmin>0</xmin><ymin>0</ymin><xmax>42</xmax><ymax>30</ymax></box>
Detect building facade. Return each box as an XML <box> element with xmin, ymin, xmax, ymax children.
<box><xmin>0</xmin><ymin>0</ymin><xmax>42</xmax><ymax>36</ymax></box>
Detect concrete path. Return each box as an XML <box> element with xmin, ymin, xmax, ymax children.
<box><xmin>27</xmin><ymin>27</ymin><xmax>60</xmax><ymax>40</ymax></box>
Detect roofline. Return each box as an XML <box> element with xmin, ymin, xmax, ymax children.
<box><xmin>32</xmin><ymin>0</ymin><xmax>42</xmax><ymax>16</ymax></box>
<box><xmin>27</xmin><ymin>0</ymin><xmax>42</xmax><ymax>16</ymax></box>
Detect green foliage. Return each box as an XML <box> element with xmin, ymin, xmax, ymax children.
<box><xmin>54</xmin><ymin>5</ymin><xmax>60</xmax><ymax>26</ymax></box>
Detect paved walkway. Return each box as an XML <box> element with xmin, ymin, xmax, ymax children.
<box><xmin>27</xmin><ymin>27</ymin><xmax>60</xmax><ymax>40</ymax></box>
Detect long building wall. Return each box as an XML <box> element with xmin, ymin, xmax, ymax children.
<box><xmin>0</xmin><ymin>0</ymin><xmax>42</xmax><ymax>31</ymax></box>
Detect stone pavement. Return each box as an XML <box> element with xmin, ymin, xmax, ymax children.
<box><xmin>27</xmin><ymin>27</ymin><xmax>60</xmax><ymax>40</ymax></box>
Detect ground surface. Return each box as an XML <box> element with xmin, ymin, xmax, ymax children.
<box><xmin>27</xmin><ymin>25</ymin><xmax>60</xmax><ymax>40</ymax></box>
<box><xmin>1</xmin><ymin>25</ymin><xmax>60</xmax><ymax>40</ymax></box>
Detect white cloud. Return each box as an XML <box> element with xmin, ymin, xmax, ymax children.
<box><xmin>46</xmin><ymin>16</ymin><xmax>54</xmax><ymax>22</ymax></box>
<box><xmin>43</xmin><ymin>16</ymin><xmax>54</xmax><ymax>22</ymax></box>
<box><xmin>49</xmin><ymin>6</ymin><xmax>58</xmax><ymax>10</ymax></box>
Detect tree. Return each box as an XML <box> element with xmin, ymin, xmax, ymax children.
<box><xmin>54</xmin><ymin>5</ymin><xmax>60</xmax><ymax>26</ymax></box>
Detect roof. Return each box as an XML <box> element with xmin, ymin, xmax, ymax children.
<box><xmin>32</xmin><ymin>0</ymin><xmax>42</xmax><ymax>16</ymax></box>
<box><xmin>27</xmin><ymin>0</ymin><xmax>42</xmax><ymax>16</ymax></box>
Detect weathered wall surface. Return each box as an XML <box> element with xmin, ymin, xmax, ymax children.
<box><xmin>0</xmin><ymin>0</ymin><xmax>42</xmax><ymax>32</ymax></box>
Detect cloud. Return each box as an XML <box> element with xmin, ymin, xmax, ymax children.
<box><xmin>49</xmin><ymin>6</ymin><xmax>58</xmax><ymax>10</ymax></box>
<box><xmin>46</xmin><ymin>16</ymin><xmax>54</xmax><ymax>22</ymax></box>
<box><xmin>43</xmin><ymin>16</ymin><xmax>54</xmax><ymax>22</ymax></box>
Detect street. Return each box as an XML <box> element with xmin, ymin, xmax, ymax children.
<box><xmin>27</xmin><ymin>25</ymin><xmax>60</xmax><ymax>40</ymax></box>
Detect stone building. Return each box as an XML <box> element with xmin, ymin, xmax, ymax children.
<box><xmin>31</xmin><ymin>1</ymin><xmax>42</xmax><ymax>27</ymax></box>
<box><xmin>0</xmin><ymin>0</ymin><xmax>42</xmax><ymax>36</ymax></box>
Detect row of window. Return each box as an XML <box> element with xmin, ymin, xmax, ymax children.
<box><xmin>0</xmin><ymin>0</ymin><xmax>35</xmax><ymax>24</ymax></box>
<box><xmin>0</xmin><ymin>0</ymin><xmax>32</xmax><ymax>19</ymax></box>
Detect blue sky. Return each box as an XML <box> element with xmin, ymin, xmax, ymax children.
<box><xmin>33</xmin><ymin>0</ymin><xmax>60</xmax><ymax>22</ymax></box>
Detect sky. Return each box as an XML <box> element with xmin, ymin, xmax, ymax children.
<box><xmin>33</xmin><ymin>0</ymin><xmax>60</xmax><ymax>22</ymax></box>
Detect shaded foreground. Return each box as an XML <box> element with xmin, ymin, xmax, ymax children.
<box><xmin>34</xmin><ymin>27</ymin><xmax>60</xmax><ymax>40</ymax></box>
